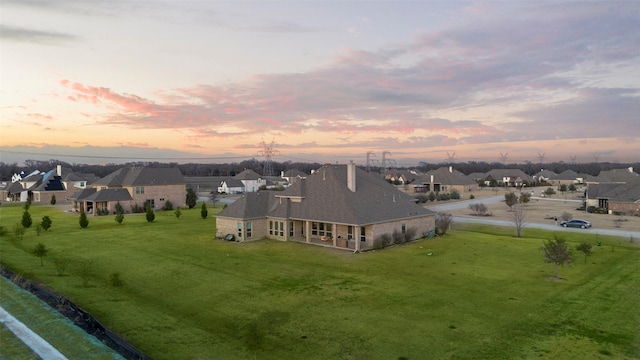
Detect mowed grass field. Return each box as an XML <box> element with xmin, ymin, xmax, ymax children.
<box><xmin>0</xmin><ymin>203</ymin><xmax>638</xmax><ymax>359</ymax></box>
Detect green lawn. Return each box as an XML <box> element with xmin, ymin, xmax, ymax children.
<box><xmin>0</xmin><ymin>203</ymin><xmax>638</xmax><ymax>359</ymax></box>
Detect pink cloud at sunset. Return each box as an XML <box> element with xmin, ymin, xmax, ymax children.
<box><xmin>1</xmin><ymin>1</ymin><xmax>638</xmax><ymax>165</ymax></box>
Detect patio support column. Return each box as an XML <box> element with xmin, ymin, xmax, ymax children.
<box><xmin>354</xmin><ymin>226</ymin><xmax>361</xmax><ymax>251</ymax></box>
<box><xmin>305</xmin><ymin>221</ymin><xmax>310</xmax><ymax>243</ymax></box>
<box><xmin>284</xmin><ymin>220</ymin><xmax>289</xmax><ymax>241</ymax></box>
<box><xmin>332</xmin><ymin>223</ymin><xmax>337</xmax><ymax>247</ymax></box>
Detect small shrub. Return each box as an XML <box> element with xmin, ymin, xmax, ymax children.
<box><xmin>175</xmin><ymin>207</ymin><xmax>183</xmax><ymax>220</ymax></box>
<box><xmin>50</xmin><ymin>194</ymin><xmax>57</xmax><ymax>205</ymax></box>
<box><xmin>14</xmin><ymin>223</ymin><xmax>25</xmax><ymax>241</ymax></box>
<box><xmin>41</xmin><ymin>216</ymin><xmax>52</xmax><ymax>231</ymax></box>
<box><xmin>78</xmin><ymin>259</ymin><xmax>94</xmax><ymax>287</ymax></box>
<box><xmin>586</xmin><ymin>206</ymin><xmax>596</xmax><ymax>213</ymax></box>
<box><xmin>404</xmin><ymin>227</ymin><xmax>417</xmax><ymax>242</ymax></box>
<box><xmin>560</xmin><ymin>212</ymin><xmax>573</xmax><ymax>222</ymax></box>
<box><xmin>469</xmin><ymin>194</ymin><xmax>475</xmax><ymax>199</ymax></box>
<box><xmin>436</xmin><ymin>213</ymin><xmax>453</xmax><ymax>235</ymax></box>
<box><xmin>53</xmin><ymin>256</ymin><xmax>69</xmax><ymax>276</ymax></box>
<box><xmin>21</xmin><ymin>210</ymin><xmax>33</xmax><ymax>228</ymax></box>
<box><xmin>450</xmin><ymin>190</ymin><xmax>461</xmax><ymax>199</ymax></box>
<box><xmin>109</xmin><ymin>272</ymin><xmax>124</xmax><ymax>288</ymax></box>
<box><xmin>201</xmin><ymin>202</ymin><xmax>208</xmax><ymax>219</ymax></box>
<box><xmin>115</xmin><ymin>212</ymin><xmax>124</xmax><ymax>224</ymax></box>
<box><xmin>33</xmin><ymin>243</ymin><xmax>48</xmax><ymax>265</ymax></box>
<box><xmin>145</xmin><ymin>201</ymin><xmax>155</xmax><ymax>223</ymax></box>
<box><xmin>392</xmin><ymin>230</ymin><xmax>405</xmax><ymax>244</ymax></box>
<box><xmin>164</xmin><ymin>200</ymin><xmax>174</xmax><ymax>211</ymax></box>
<box><xmin>428</xmin><ymin>192</ymin><xmax>436</xmax><ymax>202</ymax></box>
<box><xmin>469</xmin><ymin>203</ymin><xmax>488</xmax><ymax>216</ymax></box>
<box><xmin>79</xmin><ymin>210</ymin><xmax>89</xmax><ymax>228</ymax></box>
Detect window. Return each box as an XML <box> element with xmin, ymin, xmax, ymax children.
<box><xmin>135</xmin><ymin>186</ymin><xmax>144</xmax><ymax>194</ymax></box>
<box><xmin>360</xmin><ymin>226</ymin><xmax>366</xmax><ymax>242</ymax></box>
<box><xmin>347</xmin><ymin>226</ymin><xmax>353</xmax><ymax>240</ymax></box>
<box><xmin>147</xmin><ymin>199</ymin><xmax>155</xmax><ymax>208</ymax></box>
<box><xmin>278</xmin><ymin>221</ymin><xmax>284</xmax><ymax>236</ymax></box>
<box><xmin>401</xmin><ymin>224</ymin><xmax>406</xmax><ymax>234</ymax></box>
<box><xmin>289</xmin><ymin>221</ymin><xmax>294</xmax><ymax>237</ymax></box>
<box><xmin>237</xmin><ymin>222</ymin><xmax>243</xmax><ymax>238</ymax></box>
<box><xmin>246</xmin><ymin>222</ymin><xmax>252</xmax><ymax>237</ymax></box>
<box><xmin>269</xmin><ymin>221</ymin><xmax>274</xmax><ymax>235</ymax></box>
<box><xmin>311</xmin><ymin>222</ymin><xmax>318</xmax><ymax>235</ymax></box>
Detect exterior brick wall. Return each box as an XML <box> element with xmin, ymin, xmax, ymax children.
<box><xmin>609</xmin><ymin>202</ymin><xmax>640</xmax><ymax>216</ymax></box>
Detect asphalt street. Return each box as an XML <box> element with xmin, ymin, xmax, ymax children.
<box><xmin>426</xmin><ymin>196</ymin><xmax>640</xmax><ymax>239</ymax></box>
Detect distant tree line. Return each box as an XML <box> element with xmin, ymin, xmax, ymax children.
<box><xmin>0</xmin><ymin>159</ymin><xmax>637</xmax><ymax>181</ymax></box>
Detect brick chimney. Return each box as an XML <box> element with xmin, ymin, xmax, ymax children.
<box><xmin>347</xmin><ymin>161</ymin><xmax>356</xmax><ymax>192</ymax></box>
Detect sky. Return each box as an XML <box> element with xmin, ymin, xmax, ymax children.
<box><xmin>1</xmin><ymin>0</ymin><xmax>639</xmax><ymax>166</ymax></box>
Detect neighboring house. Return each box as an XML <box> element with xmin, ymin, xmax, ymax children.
<box><xmin>71</xmin><ymin>167</ymin><xmax>186</xmax><ymax>215</ymax></box>
<box><xmin>1</xmin><ymin>181</ymin><xmax>25</xmax><ymax>202</ymax></box>
<box><xmin>6</xmin><ymin>165</ymin><xmax>97</xmax><ymax>204</ymax></box>
<box><xmin>413</xmin><ymin>166</ymin><xmax>478</xmax><ymax>194</ymax></box>
<box><xmin>280</xmin><ymin>169</ymin><xmax>308</xmax><ymax>185</ymax></box>
<box><xmin>533</xmin><ymin>169</ymin><xmax>557</xmax><ymax>183</ymax></box>
<box><xmin>585</xmin><ymin>168</ymin><xmax>640</xmax><ymax>215</ymax></box>
<box><xmin>218</xmin><ymin>169</ymin><xmax>269</xmax><ymax>194</ymax></box>
<box><xmin>587</xmin><ymin>167</ymin><xmax>638</xmax><ymax>184</ymax></box>
<box><xmin>549</xmin><ymin>169</ymin><xmax>585</xmax><ymax>187</ymax></box>
<box><xmin>217</xmin><ymin>179</ymin><xmax>245</xmax><ymax>194</ymax></box>
<box><xmin>482</xmin><ymin>169</ymin><xmax>532</xmax><ymax>187</ymax></box>
<box><xmin>586</xmin><ymin>179</ymin><xmax>640</xmax><ymax>216</ymax></box>
<box><xmin>384</xmin><ymin>169</ymin><xmax>418</xmax><ymax>185</ymax></box>
<box><xmin>216</xmin><ymin>163</ymin><xmax>436</xmax><ymax>251</ymax></box>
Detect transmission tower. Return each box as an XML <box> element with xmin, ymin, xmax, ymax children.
<box><xmin>569</xmin><ymin>155</ymin><xmax>577</xmax><ymax>164</ymax></box>
<box><xmin>366</xmin><ymin>151</ymin><xmax>376</xmax><ymax>172</ymax></box>
<box><xmin>382</xmin><ymin>150</ymin><xmax>393</xmax><ymax>169</ymax></box>
<box><xmin>499</xmin><ymin>152</ymin><xmax>509</xmax><ymax>163</ymax></box>
<box><xmin>257</xmin><ymin>138</ymin><xmax>280</xmax><ymax>177</ymax></box>
<box><xmin>593</xmin><ymin>154</ymin><xmax>600</xmax><ymax>163</ymax></box>
<box><xmin>538</xmin><ymin>152</ymin><xmax>545</xmax><ymax>164</ymax></box>
<box><xmin>446</xmin><ymin>151</ymin><xmax>456</xmax><ymax>163</ymax></box>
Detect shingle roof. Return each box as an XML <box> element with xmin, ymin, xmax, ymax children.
<box><xmin>234</xmin><ymin>169</ymin><xmax>262</xmax><ymax>180</ymax></box>
<box><xmin>219</xmin><ymin>164</ymin><xmax>435</xmax><ymax>226</ymax></box>
<box><xmin>93</xmin><ymin>167</ymin><xmax>185</xmax><ymax>187</ymax></box>
<box><xmin>589</xmin><ymin>178</ymin><xmax>640</xmax><ymax>202</ymax></box>
<box><xmin>534</xmin><ymin>169</ymin><xmax>557</xmax><ymax>179</ymax></box>
<box><xmin>221</xmin><ymin>179</ymin><xmax>245</xmax><ymax>188</ymax></box>
<box><xmin>555</xmin><ymin>169</ymin><xmax>579</xmax><ymax>180</ymax></box>
<box><xmin>417</xmin><ymin>167</ymin><xmax>476</xmax><ymax>185</ymax></box>
<box><xmin>83</xmin><ymin>188</ymin><xmax>134</xmax><ymax>202</ymax></box>
<box><xmin>592</xmin><ymin>168</ymin><xmax>639</xmax><ymax>183</ymax></box>
<box><xmin>6</xmin><ymin>182</ymin><xmax>24</xmax><ymax>193</ymax></box>
<box><xmin>484</xmin><ymin>169</ymin><xmax>532</xmax><ymax>182</ymax></box>
<box><xmin>282</xmin><ymin>169</ymin><xmax>307</xmax><ymax>178</ymax></box>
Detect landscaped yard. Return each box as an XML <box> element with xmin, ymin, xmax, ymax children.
<box><xmin>0</xmin><ymin>203</ymin><xmax>638</xmax><ymax>359</ymax></box>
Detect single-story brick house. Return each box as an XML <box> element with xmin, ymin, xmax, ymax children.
<box><xmin>216</xmin><ymin>163</ymin><xmax>436</xmax><ymax>250</ymax></box>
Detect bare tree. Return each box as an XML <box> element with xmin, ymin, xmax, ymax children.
<box><xmin>512</xmin><ymin>204</ymin><xmax>527</xmax><ymax>237</ymax></box>
<box><xmin>469</xmin><ymin>203</ymin><xmax>489</xmax><ymax>216</ymax></box>
<box><xmin>435</xmin><ymin>213</ymin><xmax>453</xmax><ymax>235</ymax></box>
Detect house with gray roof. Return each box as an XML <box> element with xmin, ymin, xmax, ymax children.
<box><xmin>413</xmin><ymin>166</ymin><xmax>478</xmax><ymax>194</ymax></box>
<box><xmin>585</xmin><ymin>168</ymin><xmax>640</xmax><ymax>215</ymax></box>
<box><xmin>548</xmin><ymin>169</ymin><xmax>586</xmax><ymax>187</ymax></box>
<box><xmin>482</xmin><ymin>169</ymin><xmax>532</xmax><ymax>187</ymax></box>
<box><xmin>7</xmin><ymin>165</ymin><xmax>97</xmax><ymax>204</ymax></box>
<box><xmin>533</xmin><ymin>169</ymin><xmax>557</xmax><ymax>183</ymax></box>
<box><xmin>216</xmin><ymin>163</ymin><xmax>436</xmax><ymax>251</ymax></box>
<box><xmin>71</xmin><ymin>167</ymin><xmax>186</xmax><ymax>215</ymax></box>
<box><xmin>217</xmin><ymin>179</ymin><xmax>245</xmax><ymax>194</ymax></box>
